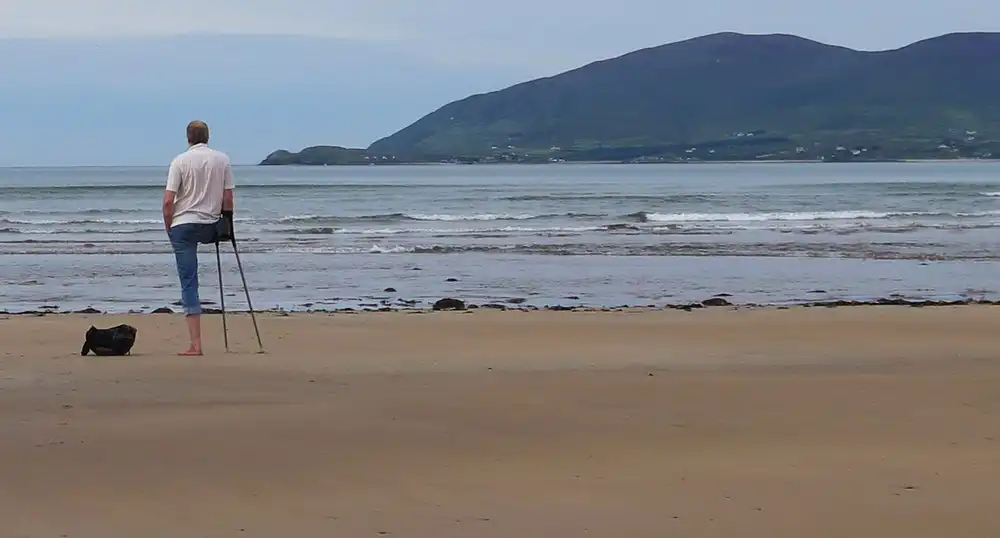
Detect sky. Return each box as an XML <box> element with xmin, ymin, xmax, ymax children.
<box><xmin>0</xmin><ymin>0</ymin><xmax>998</xmax><ymax>166</ymax></box>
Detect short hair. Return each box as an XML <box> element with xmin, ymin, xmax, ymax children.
<box><xmin>186</xmin><ymin>120</ymin><xmax>210</xmax><ymax>145</ymax></box>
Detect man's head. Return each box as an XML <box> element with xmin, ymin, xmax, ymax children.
<box><xmin>186</xmin><ymin>120</ymin><xmax>210</xmax><ymax>146</ymax></box>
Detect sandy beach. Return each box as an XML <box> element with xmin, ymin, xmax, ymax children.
<box><xmin>2</xmin><ymin>306</ymin><xmax>999</xmax><ymax>537</ymax></box>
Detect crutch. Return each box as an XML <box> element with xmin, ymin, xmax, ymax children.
<box><xmin>228</xmin><ymin>232</ymin><xmax>265</xmax><ymax>354</ymax></box>
<box><xmin>215</xmin><ymin>241</ymin><xmax>229</xmax><ymax>352</ymax></box>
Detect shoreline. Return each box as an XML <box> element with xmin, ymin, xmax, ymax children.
<box><xmin>4</xmin><ymin>295</ymin><xmax>1000</xmax><ymax>316</ymax></box>
<box><xmin>251</xmin><ymin>157</ymin><xmax>1000</xmax><ymax>167</ymax></box>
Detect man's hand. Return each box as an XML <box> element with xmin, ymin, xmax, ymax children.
<box><xmin>221</xmin><ymin>209</ymin><xmax>235</xmax><ymax>240</ymax></box>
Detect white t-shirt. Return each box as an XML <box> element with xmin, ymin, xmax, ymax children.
<box><xmin>165</xmin><ymin>143</ymin><xmax>235</xmax><ymax>227</ymax></box>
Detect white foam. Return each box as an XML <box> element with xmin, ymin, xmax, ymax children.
<box><xmin>642</xmin><ymin>210</ymin><xmax>1000</xmax><ymax>223</ymax></box>
<box><xmin>643</xmin><ymin>210</ymin><xmax>898</xmax><ymax>222</ymax></box>
<box><xmin>341</xmin><ymin>226</ymin><xmax>599</xmax><ymax>235</ymax></box>
<box><xmin>368</xmin><ymin>244</ymin><xmax>414</xmax><ymax>254</ymax></box>
<box><xmin>405</xmin><ymin>213</ymin><xmax>539</xmax><ymax>221</ymax></box>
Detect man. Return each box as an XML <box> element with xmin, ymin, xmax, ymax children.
<box><xmin>163</xmin><ymin>120</ymin><xmax>235</xmax><ymax>356</ymax></box>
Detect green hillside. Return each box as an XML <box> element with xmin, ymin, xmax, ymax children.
<box><xmin>260</xmin><ymin>146</ymin><xmax>371</xmax><ymax>166</ymax></box>
<box><xmin>265</xmin><ymin>32</ymin><xmax>1000</xmax><ymax>164</ymax></box>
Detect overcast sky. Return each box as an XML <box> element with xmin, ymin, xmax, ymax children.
<box><xmin>0</xmin><ymin>0</ymin><xmax>997</xmax><ymax>165</ymax></box>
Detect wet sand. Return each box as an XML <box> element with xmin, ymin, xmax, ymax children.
<box><xmin>2</xmin><ymin>307</ymin><xmax>999</xmax><ymax>537</ymax></box>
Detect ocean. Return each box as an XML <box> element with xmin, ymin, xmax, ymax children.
<box><xmin>2</xmin><ymin>161</ymin><xmax>1000</xmax><ymax>313</ymax></box>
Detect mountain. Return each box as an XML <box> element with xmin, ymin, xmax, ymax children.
<box><xmin>260</xmin><ymin>146</ymin><xmax>371</xmax><ymax>166</ymax></box>
<box><xmin>339</xmin><ymin>31</ymin><xmax>1000</xmax><ymax>163</ymax></box>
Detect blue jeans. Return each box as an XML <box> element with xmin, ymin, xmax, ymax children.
<box><xmin>168</xmin><ymin>222</ymin><xmax>221</xmax><ymax>315</ymax></box>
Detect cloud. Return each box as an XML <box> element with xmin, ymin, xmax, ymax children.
<box><xmin>3</xmin><ymin>0</ymin><xmax>999</xmax><ymax>73</ymax></box>
<box><xmin>0</xmin><ymin>34</ymin><xmax>533</xmax><ymax>166</ymax></box>
<box><xmin>0</xmin><ymin>0</ymin><xmax>403</xmax><ymax>40</ymax></box>
<box><xmin>1</xmin><ymin>0</ymin><xmax>998</xmax><ymax>165</ymax></box>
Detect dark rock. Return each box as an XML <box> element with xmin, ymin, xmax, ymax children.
<box><xmin>507</xmin><ymin>298</ymin><xmax>526</xmax><ymax>304</ymax></box>
<box><xmin>547</xmin><ymin>305</ymin><xmax>575</xmax><ymax>311</ymax></box>
<box><xmin>713</xmin><ymin>293</ymin><xmax>733</xmax><ymax>298</ymax></box>
<box><xmin>604</xmin><ymin>223</ymin><xmax>640</xmax><ymax>231</ymax></box>
<box><xmin>701</xmin><ymin>297</ymin><xmax>731</xmax><ymax>307</ymax></box>
<box><xmin>468</xmin><ymin>304</ymin><xmax>480</xmax><ymax>309</ymax></box>
<box><xmin>564</xmin><ymin>296</ymin><xmax>581</xmax><ymax>300</ymax></box>
<box><xmin>433</xmin><ymin>298</ymin><xmax>466</xmax><ymax>311</ymax></box>
<box><xmin>151</xmin><ymin>307</ymin><xmax>174</xmax><ymax>314</ymax></box>
<box><xmin>40</xmin><ymin>305</ymin><xmax>59</xmax><ymax>310</ymax></box>
<box><xmin>74</xmin><ymin>307</ymin><xmax>102</xmax><ymax>314</ymax></box>
<box><xmin>384</xmin><ymin>287</ymin><xmax>397</xmax><ymax>293</ymax></box>
<box><xmin>445</xmin><ymin>278</ymin><xmax>458</xmax><ymax>282</ymax></box>
<box><xmin>808</xmin><ymin>290</ymin><xmax>827</xmax><ymax>294</ymax></box>
<box><xmin>481</xmin><ymin>303</ymin><xmax>507</xmax><ymax>310</ymax></box>
<box><xmin>301</xmin><ymin>302</ymin><xmax>315</xmax><ymax>308</ymax></box>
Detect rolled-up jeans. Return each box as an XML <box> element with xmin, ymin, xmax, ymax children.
<box><xmin>167</xmin><ymin>222</ymin><xmax>220</xmax><ymax>316</ymax></box>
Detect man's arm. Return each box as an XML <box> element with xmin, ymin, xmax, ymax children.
<box><xmin>163</xmin><ymin>160</ymin><xmax>181</xmax><ymax>231</ymax></box>
<box><xmin>223</xmin><ymin>161</ymin><xmax>235</xmax><ymax>210</ymax></box>
<box><xmin>222</xmin><ymin>160</ymin><xmax>235</xmax><ymax>214</ymax></box>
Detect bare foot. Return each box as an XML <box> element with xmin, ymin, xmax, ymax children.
<box><xmin>177</xmin><ymin>347</ymin><xmax>202</xmax><ymax>356</ymax></box>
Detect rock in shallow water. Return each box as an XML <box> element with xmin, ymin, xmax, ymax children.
<box><xmin>433</xmin><ymin>298</ymin><xmax>466</xmax><ymax>311</ymax></box>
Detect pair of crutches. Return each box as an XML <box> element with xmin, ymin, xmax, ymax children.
<box><xmin>214</xmin><ymin>222</ymin><xmax>265</xmax><ymax>354</ymax></box>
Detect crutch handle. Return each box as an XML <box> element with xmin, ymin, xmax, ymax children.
<box><xmin>221</xmin><ymin>209</ymin><xmax>235</xmax><ymax>241</ymax></box>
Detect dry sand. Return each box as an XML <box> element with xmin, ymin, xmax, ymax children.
<box><xmin>2</xmin><ymin>306</ymin><xmax>999</xmax><ymax>537</ymax></box>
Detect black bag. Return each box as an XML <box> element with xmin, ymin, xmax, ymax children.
<box><xmin>81</xmin><ymin>324</ymin><xmax>138</xmax><ymax>356</ymax></box>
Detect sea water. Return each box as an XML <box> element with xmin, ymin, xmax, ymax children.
<box><xmin>2</xmin><ymin>161</ymin><xmax>1000</xmax><ymax>313</ymax></box>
